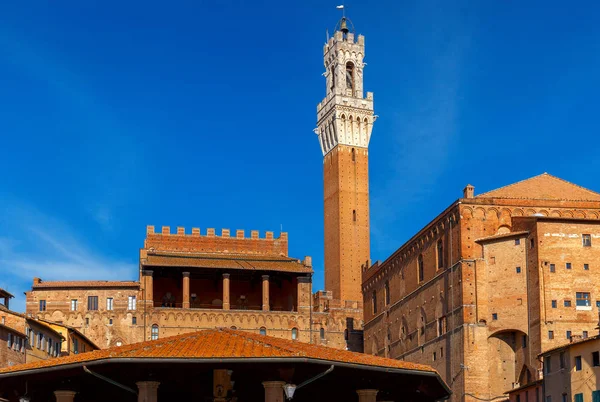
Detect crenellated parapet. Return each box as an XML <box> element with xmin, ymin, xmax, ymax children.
<box><xmin>144</xmin><ymin>226</ymin><xmax>289</xmax><ymax>256</ymax></box>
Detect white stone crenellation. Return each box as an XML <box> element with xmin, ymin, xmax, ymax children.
<box><xmin>315</xmin><ymin>28</ymin><xmax>376</xmax><ymax>156</ymax></box>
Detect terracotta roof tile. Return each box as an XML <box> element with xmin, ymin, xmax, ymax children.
<box><xmin>32</xmin><ymin>280</ymin><xmax>139</xmax><ymax>289</ymax></box>
<box><xmin>144</xmin><ymin>252</ymin><xmax>312</xmax><ymax>274</ymax></box>
<box><xmin>0</xmin><ymin>328</ymin><xmax>436</xmax><ymax>375</ymax></box>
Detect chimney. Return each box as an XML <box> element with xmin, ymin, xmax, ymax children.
<box><xmin>463</xmin><ymin>184</ymin><xmax>475</xmax><ymax>199</ymax></box>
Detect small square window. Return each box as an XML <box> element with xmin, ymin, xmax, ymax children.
<box><xmin>597</xmin><ymin>300</ymin><xmax>600</xmax><ymax>308</ymax></box>
<box><xmin>583</xmin><ymin>234</ymin><xmax>592</xmax><ymax>247</ymax></box>
<box><xmin>516</xmin><ymin>266</ymin><xmax>522</xmax><ymax>273</ymax></box>
<box><xmin>530</xmin><ymin>238</ymin><xmax>535</xmax><ymax>248</ymax></box>
<box><xmin>552</xmin><ymin>300</ymin><xmax>557</xmax><ymax>308</ymax></box>
<box><xmin>566</xmin><ymin>262</ymin><xmax>572</xmax><ymax>270</ymax></box>
<box><xmin>550</xmin><ymin>264</ymin><xmax>556</xmax><ymax>273</ymax></box>
<box><xmin>584</xmin><ymin>264</ymin><xmax>590</xmax><ymax>271</ymax></box>
<box><xmin>583</xmin><ymin>331</ymin><xmax>589</xmax><ymax>339</ymax></box>
<box><xmin>515</xmin><ymin>239</ymin><xmax>521</xmax><ymax>245</ymax></box>
<box><xmin>567</xmin><ymin>330</ymin><xmax>572</xmax><ymax>339</ymax></box>
<box><xmin>562</xmin><ymin>394</ymin><xmax>567</xmax><ymax>402</ymax></box>
<box><xmin>433</xmin><ymin>351</ymin><xmax>437</xmax><ymax>361</ymax></box>
<box><xmin>522</xmin><ymin>335</ymin><xmax>527</xmax><ymax>348</ymax></box>
<box><xmin>492</xmin><ymin>313</ymin><xmax>498</xmax><ymax>320</ymax></box>
<box><xmin>132</xmin><ymin>317</ymin><xmax>137</xmax><ymax>325</ymax></box>
<box><xmin>565</xmin><ymin>300</ymin><xmax>572</xmax><ymax>307</ymax></box>
<box><xmin>549</xmin><ymin>330</ymin><xmax>554</xmax><ymax>339</ymax></box>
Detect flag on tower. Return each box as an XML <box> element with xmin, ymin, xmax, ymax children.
<box><xmin>336</xmin><ymin>5</ymin><xmax>344</xmax><ymax>9</ymax></box>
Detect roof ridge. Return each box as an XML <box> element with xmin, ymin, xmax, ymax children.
<box><xmin>220</xmin><ymin>328</ymin><xmax>304</xmax><ymax>356</ymax></box>
<box><xmin>477</xmin><ymin>173</ymin><xmax>600</xmax><ymax>199</ymax></box>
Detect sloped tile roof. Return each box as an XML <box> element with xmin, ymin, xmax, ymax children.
<box><xmin>476</xmin><ymin>173</ymin><xmax>600</xmax><ymax>201</ymax></box>
<box><xmin>475</xmin><ymin>231</ymin><xmax>529</xmax><ymax>243</ymax></box>
<box><xmin>32</xmin><ymin>280</ymin><xmax>139</xmax><ymax>289</ymax></box>
<box><xmin>0</xmin><ymin>328</ymin><xmax>435</xmax><ymax>375</ymax></box>
<box><xmin>144</xmin><ymin>252</ymin><xmax>313</xmax><ymax>274</ymax></box>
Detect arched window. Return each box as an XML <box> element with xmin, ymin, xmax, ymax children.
<box><xmin>320</xmin><ymin>328</ymin><xmax>325</xmax><ymax>339</ymax></box>
<box><xmin>384</xmin><ymin>280</ymin><xmax>390</xmax><ymax>306</ymax></box>
<box><xmin>437</xmin><ymin>239</ymin><xmax>444</xmax><ymax>269</ymax></box>
<box><xmin>372</xmin><ymin>290</ymin><xmax>377</xmax><ymax>315</ymax></box>
<box><xmin>151</xmin><ymin>324</ymin><xmax>159</xmax><ymax>340</ymax></box>
<box><xmin>346</xmin><ymin>62</ymin><xmax>355</xmax><ymax>91</ymax></box>
<box><xmin>230</xmin><ymin>326</ymin><xmax>237</xmax><ymax>330</ymax></box>
<box><xmin>292</xmin><ymin>327</ymin><xmax>298</xmax><ymax>340</ymax></box>
<box><xmin>351</xmin><ymin>147</ymin><xmax>356</xmax><ymax>162</ymax></box>
<box><xmin>330</xmin><ymin>66</ymin><xmax>336</xmax><ymax>91</ymax></box>
<box><xmin>259</xmin><ymin>327</ymin><xmax>267</xmax><ymax>336</ymax></box>
<box><xmin>418</xmin><ymin>254</ymin><xmax>424</xmax><ymax>283</ymax></box>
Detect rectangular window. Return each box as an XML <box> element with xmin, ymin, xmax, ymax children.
<box><xmin>576</xmin><ymin>292</ymin><xmax>591</xmax><ymax>307</ymax></box>
<box><xmin>73</xmin><ymin>338</ymin><xmax>78</xmax><ymax>354</ymax></box>
<box><xmin>7</xmin><ymin>333</ymin><xmax>12</xmax><ymax>348</ymax></box>
<box><xmin>87</xmin><ymin>296</ymin><xmax>98</xmax><ymax>311</ymax></box>
<box><xmin>384</xmin><ymin>281</ymin><xmax>390</xmax><ymax>306</ymax></box>
<box><xmin>583</xmin><ymin>331</ymin><xmax>589</xmax><ymax>339</ymax></box>
<box><xmin>492</xmin><ymin>313</ymin><xmax>498</xmax><ymax>320</ymax></box>
<box><xmin>592</xmin><ymin>391</ymin><xmax>600</xmax><ymax>402</ymax></box>
<box><xmin>70</xmin><ymin>299</ymin><xmax>77</xmax><ymax>311</ymax></box>
<box><xmin>418</xmin><ymin>254</ymin><xmax>424</xmax><ymax>283</ymax></box>
<box><xmin>437</xmin><ymin>240</ymin><xmax>444</xmax><ymax>269</ymax></box>
<box><xmin>530</xmin><ymin>238</ymin><xmax>535</xmax><ymax>248</ymax></box>
<box><xmin>438</xmin><ymin>316</ymin><xmax>446</xmax><ymax>336</ymax></box>
<box><xmin>433</xmin><ymin>351</ymin><xmax>437</xmax><ymax>361</ymax></box>
<box><xmin>106</xmin><ymin>297</ymin><xmax>113</xmax><ymax>311</ymax></box>
<box><xmin>566</xmin><ymin>262</ymin><xmax>572</xmax><ymax>270</ymax></box>
<box><xmin>584</xmin><ymin>264</ymin><xmax>590</xmax><ymax>271</ymax></box>
<box><xmin>545</xmin><ymin>356</ymin><xmax>552</xmax><ymax>373</ymax></box>
<box><xmin>516</xmin><ymin>266</ymin><xmax>522</xmax><ymax>273</ymax></box>
<box><xmin>565</xmin><ymin>300</ymin><xmax>572</xmax><ymax>307</ymax></box>
<box><xmin>563</xmin><ymin>395</ymin><xmax>568</xmax><ymax>402</ymax></box>
<box><xmin>522</xmin><ymin>335</ymin><xmax>527</xmax><ymax>348</ymax></box>
<box><xmin>37</xmin><ymin>333</ymin><xmax>42</xmax><ymax>349</ymax></box>
<box><xmin>560</xmin><ymin>352</ymin><xmax>566</xmax><ymax>369</ymax></box>
<box><xmin>39</xmin><ymin>300</ymin><xmax>46</xmax><ymax>311</ymax></box>
<box><xmin>593</xmin><ymin>351</ymin><xmax>600</xmax><ymax>366</ymax></box>
<box><xmin>575</xmin><ymin>394</ymin><xmax>583</xmax><ymax>402</ymax></box>
<box><xmin>550</xmin><ymin>264</ymin><xmax>556</xmax><ymax>273</ymax></box>
<box><xmin>549</xmin><ymin>330</ymin><xmax>554</xmax><ymax>339</ymax></box>
<box><xmin>575</xmin><ymin>355</ymin><xmax>582</xmax><ymax>371</ymax></box>
<box><xmin>48</xmin><ymin>339</ymin><xmax>53</xmax><ymax>355</ymax></box>
<box><xmin>128</xmin><ymin>296</ymin><xmax>136</xmax><ymax>311</ymax></box>
<box><xmin>552</xmin><ymin>300</ymin><xmax>558</xmax><ymax>308</ymax></box>
<box><xmin>597</xmin><ymin>301</ymin><xmax>600</xmax><ymax>308</ymax></box>
<box><xmin>547</xmin><ymin>396</ymin><xmax>552</xmax><ymax>402</ymax></box>
<box><xmin>132</xmin><ymin>316</ymin><xmax>137</xmax><ymax>325</ymax></box>
<box><xmin>583</xmin><ymin>234</ymin><xmax>592</xmax><ymax>247</ymax></box>
<box><xmin>515</xmin><ymin>238</ymin><xmax>521</xmax><ymax>245</ymax></box>
<box><xmin>567</xmin><ymin>330</ymin><xmax>572</xmax><ymax>339</ymax></box>
<box><xmin>517</xmin><ymin>395</ymin><xmax>521</xmax><ymax>402</ymax></box>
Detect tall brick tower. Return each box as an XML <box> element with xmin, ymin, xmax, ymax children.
<box><xmin>316</xmin><ymin>18</ymin><xmax>375</xmax><ymax>304</ymax></box>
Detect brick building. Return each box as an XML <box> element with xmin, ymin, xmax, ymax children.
<box><xmin>24</xmin><ymin>18</ymin><xmax>370</xmax><ymax>354</ymax></box>
<box><xmin>26</xmin><ymin>226</ymin><xmax>363</xmax><ymax>351</ymax></box>
<box><xmin>362</xmin><ymin>173</ymin><xmax>600</xmax><ymax>402</ymax></box>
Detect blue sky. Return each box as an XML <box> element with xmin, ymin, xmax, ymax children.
<box><xmin>1</xmin><ymin>1</ymin><xmax>599</xmax><ymax>312</ymax></box>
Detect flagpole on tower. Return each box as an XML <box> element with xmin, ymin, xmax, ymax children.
<box><xmin>336</xmin><ymin>4</ymin><xmax>345</xmax><ymax>18</ymax></box>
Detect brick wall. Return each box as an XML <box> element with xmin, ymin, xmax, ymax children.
<box><xmin>144</xmin><ymin>226</ymin><xmax>288</xmax><ymax>256</ymax></box>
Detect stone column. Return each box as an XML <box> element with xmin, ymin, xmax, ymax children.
<box><xmin>143</xmin><ymin>270</ymin><xmax>154</xmax><ymax>308</ymax></box>
<box><xmin>222</xmin><ymin>273</ymin><xmax>230</xmax><ymax>310</ymax></box>
<box><xmin>262</xmin><ymin>275</ymin><xmax>270</xmax><ymax>311</ymax></box>
<box><xmin>54</xmin><ymin>390</ymin><xmax>77</xmax><ymax>402</ymax></box>
<box><xmin>262</xmin><ymin>381</ymin><xmax>285</xmax><ymax>402</ymax></box>
<box><xmin>357</xmin><ymin>389</ymin><xmax>378</xmax><ymax>402</ymax></box>
<box><xmin>182</xmin><ymin>272</ymin><xmax>190</xmax><ymax>309</ymax></box>
<box><xmin>137</xmin><ymin>381</ymin><xmax>160</xmax><ymax>402</ymax></box>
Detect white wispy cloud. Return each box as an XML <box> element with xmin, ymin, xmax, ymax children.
<box><xmin>0</xmin><ymin>202</ymin><xmax>136</xmax><ymax>312</ymax></box>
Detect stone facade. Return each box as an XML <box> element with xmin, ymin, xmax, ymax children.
<box><xmin>362</xmin><ymin>174</ymin><xmax>600</xmax><ymax>402</ymax></box>
<box><xmin>541</xmin><ymin>336</ymin><xmax>600</xmax><ymax>402</ymax></box>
